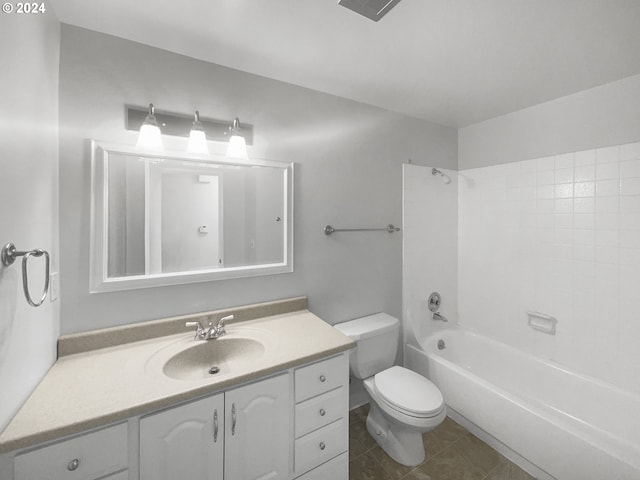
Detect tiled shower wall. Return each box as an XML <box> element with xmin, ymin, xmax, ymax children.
<box><xmin>458</xmin><ymin>141</ymin><xmax>640</xmax><ymax>393</ymax></box>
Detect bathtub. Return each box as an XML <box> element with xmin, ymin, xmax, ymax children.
<box><xmin>404</xmin><ymin>329</ymin><xmax>640</xmax><ymax>480</ymax></box>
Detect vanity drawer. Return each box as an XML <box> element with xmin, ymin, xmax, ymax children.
<box><xmin>295</xmin><ymin>451</ymin><xmax>348</xmax><ymax>480</ymax></box>
<box><xmin>14</xmin><ymin>423</ymin><xmax>128</xmax><ymax>480</ymax></box>
<box><xmin>295</xmin><ymin>386</ymin><xmax>347</xmax><ymax>438</ymax></box>
<box><xmin>295</xmin><ymin>354</ymin><xmax>348</xmax><ymax>402</ymax></box>
<box><xmin>294</xmin><ymin>418</ymin><xmax>348</xmax><ymax>475</ymax></box>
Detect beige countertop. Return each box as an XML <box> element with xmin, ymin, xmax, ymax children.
<box><xmin>0</xmin><ymin>306</ymin><xmax>354</xmax><ymax>453</ymax></box>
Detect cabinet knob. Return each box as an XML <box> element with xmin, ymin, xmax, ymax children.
<box><xmin>319</xmin><ymin>408</ymin><xmax>326</xmax><ymax>416</ymax></box>
<box><xmin>319</xmin><ymin>442</ymin><xmax>326</xmax><ymax>450</ymax></box>
<box><xmin>67</xmin><ymin>459</ymin><xmax>80</xmax><ymax>471</ymax></box>
<box><xmin>319</xmin><ymin>375</ymin><xmax>326</xmax><ymax>383</ymax></box>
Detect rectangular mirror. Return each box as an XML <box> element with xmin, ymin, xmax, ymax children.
<box><xmin>90</xmin><ymin>141</ymin><xmax>293</xmax><ymax>292</ymax></box>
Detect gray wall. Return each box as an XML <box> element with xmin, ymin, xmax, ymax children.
<box><xmin>459</xmin><ymin>73</ymin><xmax>640</xmax><ymax>169</ymax></box>
<box><xmin>59</xmin><ymin>25</ymin><xmax>457</xmax><ymax>334</ymax></box>
<box><xmin>0</xmin><ymin>13</ymin><xmax>60</xmax><ymax>431</ymax></box>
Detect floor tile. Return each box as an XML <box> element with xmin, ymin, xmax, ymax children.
<box><xmin>368</xmin><ymin>445</ymin><xmax>415</xmax><ymax>480</ymax></box>
<box><xmin>348</xmin><ymin>405</ymin><xmax>534</xmax><ymax>480</ymax></box>
<box><xmin>422</xmin><ymin>416</ymin><xmax>468</xmax><ymax>457</ymax></box>
<box><xmin>450</xmin><ymin>432</ymin><xmax>504</xmax><ymax>475</ymax></box>
<box><xmin>484</xmin><ymin>457</ymin><xmax>537</xmax><ymax>480</ymax></box>
<box><xmin>349</xmin><ymin>450</ymin><xmax>393</xmax><ymax>480</ymax></box>
<box><xmin>418</xmin><ymin>442</ymin><xmax>487</xmax><ymax>480</ymax></box>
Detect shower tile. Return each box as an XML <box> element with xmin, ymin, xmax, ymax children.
<box><xmin>574</xmin><ymin>181</ymin><xmax>595</xmax><ymax>197</ymax></box>
<box><xmin>596</xmin><ymin>213</ymin><xmax>619</xmax><ymax>230</ymax></box>
<box><xmin>554</xmin><ymin>183</ymin><xmax>573</xmax><ymax>198</ymax></box>
<box><xmin>595</xmin><ymin>196</ymin><xmax>619</xmax><ymax>213</ymax></box>
<box><xmin>595</xmin><ymin>229</ymin><xmax>618</xmax><ymax>247</ymax></box>
<box><xmin>555</xmin><ymin>153</ymin><xmax>574</xmax><ymax>169</ymax></box>
<box><xmin>620</xmin><ymin>159</ymin><xmax>640</xmax><ymax>178</ymax></box>
<box><xmin>574</xmin><ymin>164</ymin><xmax>595</xmax><ymax>182</ymax></box>
<box><xmin>596</xmin><ymin>162</ymin><xmax>620</xmax><ymax>180</ymax></box>
<box><xmin>620</xmin><ymin>177</ymin><xmax>640</xmax><ymax>195</ymax></box>
<box><xmin>574</xmin><ymin>197</ymin><xmax>595</xmax><ymax>213</ymax></box>
<box><xmin>536</xmin><ymin>169</ymin><xmax>554</xmax><ymax>185</ymax></box>
<box><xmin>595</xmin><ymin>179</ymin><xmax>620</xmax><ymax>196</ymax></box>
<box><xmin>574</xmin><ymin>149</ymin><xmax>596</xmax><ymax>166</ymax></box>
<box><xmin>554</xmin><ymin>167</ymin><xmax>574</xmax><ymax>184</ymax></box>
<box><xmin>554</xmin><ymin>198</ymin><xmax>573</xmax><ymax>213</ymax></box>
<box><xmin>574</xmin><ymin>213</ymin><xmax>595</xmax><ymax>230</ymax></box>
<box><xmin>619</xmin><ymin>142</ymin><xmax>640</xmax><ymax>162</ymax></box>
<box><xmin>620</xmin><ymin>213</ymin><xmax>640</xmax><ymax>230</ymax></box>
<box><xmin>596</xmin><ymin>145</ymin><xmax>619</xmax><ymax>164</ymax></box>
<box><xmin>537</xmin><ymin>155</ymin><xmax>555</xmax><ymax>171</ymax></box>
<box><xmin>620</xmin><ymin>195</ymin><xmax>640</xmax><ymax>213</ymax></box>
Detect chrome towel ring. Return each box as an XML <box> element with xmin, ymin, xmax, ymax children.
<box><xmin>1</xmin><ymin>242</ymin><xmax>50</xmax><ymax>307</ymax></box>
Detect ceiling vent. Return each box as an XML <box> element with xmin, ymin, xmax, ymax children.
<box><xmin>338</xmin><ymin>0</ymin><xmax>403</xmax><ymax>22</ymax></box>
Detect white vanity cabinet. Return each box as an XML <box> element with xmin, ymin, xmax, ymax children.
<box><xmin>140</xmin><ymin>373</ymin><xmax>290</xmax><ymax>480</ymax></box>
<box><xmin>13</xmin><ymin>423</ymin><xmax>128</xmax><ymax>480</ymax></box>
<box><xmin>140</xmin><ymin>393</ymin><xmax>225</xmax><ymax>480</ymax></box>
<box><xmin>293</xmin><ymin>354</ymin><xmax>349</xmax><ymax>479</ymax></box>
<box><xmin>224</xmin><ymin>373</ymin><xmax>290</xmax><ymax>480</ymax></box>
<box><xmin>4</xmin><ymin>352</ymin><xmax>350</xmax><ymax>480</ymax></box>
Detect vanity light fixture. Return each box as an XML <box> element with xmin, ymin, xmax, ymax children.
<box><xmin>136</xmin><ymin>103</ymin><xmax>163</xmax><ymax>150</ymax></box>
<box><xmin>126</xmin><ymin>105</ymin><xmax>254</xmax><ymax>153</ymax></box>
<box><xmin>186</xmin><ymin>110</ymin><xmax>209</xmax><ymax>154</ymax></box>
<box><xmin>226</xmin><ymin>117</ymin><xmax>248</xmax><ymax>160</ymax></box>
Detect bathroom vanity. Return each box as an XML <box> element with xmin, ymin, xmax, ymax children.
<box><xmin>0</xmin><ymin>298</ymin><xmax>353</xmax><ymax>480</ymax></box>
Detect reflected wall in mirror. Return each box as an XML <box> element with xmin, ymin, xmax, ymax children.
<box><xmin>91</xmin><ymin>141</ymin><xmax>293</xmax><ymax>292</ymax></box>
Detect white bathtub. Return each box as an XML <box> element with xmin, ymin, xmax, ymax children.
<box><xmin>404</xmin><ymin>329</ymin><xmax>640</xmax><ymax>480</ymax></box>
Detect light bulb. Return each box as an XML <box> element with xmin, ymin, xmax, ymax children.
<box><xmin>136</xmin><ymin>103</ymin><xmax>163</xmax><ymax>150</ymax></box>
<box><xmin>187</xmin><ymin>111</ymin><xmax>209</xmax><ymax>154</ymax></box>
<box><xmin>226</xmin><ymin>117</ymin><xmax>248</xmax><ymax>160</ymax></box>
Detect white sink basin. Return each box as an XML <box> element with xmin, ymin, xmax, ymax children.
<box><xmin>163</xmin><ymin>337</ymin><xmax>265</xmax><ymax>380</ymax></box>
<box><xmin>145</xmin><ymin>326</ymin><xmax>275</xmax><ymax>382</ymax></box>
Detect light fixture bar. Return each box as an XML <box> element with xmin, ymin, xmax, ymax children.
<box><xmin>125</xmin><ymin>105</ymin><xmax>253</xmax><ymax>145</ymax></box>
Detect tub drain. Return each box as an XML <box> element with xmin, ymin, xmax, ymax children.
<box><xmin>208</xmin><ymin>366</ymin><xmax>220</xmax><ymax>375</ymax></box>
<box><xmin>437</xmin><ymin>339</ymin><xmax>446</xmax><ymax>350</ymax></box>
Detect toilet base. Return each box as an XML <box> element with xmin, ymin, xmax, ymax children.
<box><xmin>365</xmin><ymin>402</ymin><xmax>426</xmax><ymax>467</ymax></box>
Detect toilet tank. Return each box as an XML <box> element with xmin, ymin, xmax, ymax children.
<box><xmin>334</xmin><ymin>313</ymin><xmax>399</xmax><ymax>379</ymax></box>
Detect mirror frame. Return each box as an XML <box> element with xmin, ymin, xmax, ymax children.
<box><xmin>90</xmin><ymin>140</ymin><xmax>294</xmax><ymax>293</ymax></box>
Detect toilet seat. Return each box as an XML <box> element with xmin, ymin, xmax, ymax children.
<box><xmin>373</xmin><ymin>366</ymin><xmax>444</xmax><ymax>418</ymax></box>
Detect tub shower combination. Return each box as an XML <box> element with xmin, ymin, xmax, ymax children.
<box><xmin>405</xmin><ymin>329</ymin><xmax>640</xmax><ymax>480</ymax></box>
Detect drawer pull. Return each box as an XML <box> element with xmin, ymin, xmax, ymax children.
<box><xmin>319</xmin><ymin>408</ymin><xmax>326</xmax><ymax>416</ymax></box>
<box><xmin>213</xmin><ymin>409</ymin><xmax>219</xmax><ymax>442</ymax></box>
<box><xmin>319</xmin><ymin>442</ymin><xmax>326</xmax><ymax>450</ymax></box>
<box><xmin>319</xmin><ymin>375</ymin><xmax>326</xmax><ymax>383</ymax></box>
<box><xmin>67</xmin><ymin>459</ymin><xmax>80</xmax><ymax>471</ymax></box>
<box><xmin>232</xmin><ymin>403</ymin><xmax>237</xmax><ymax>436</ymax></box>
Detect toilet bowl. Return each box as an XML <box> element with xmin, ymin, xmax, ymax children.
<box><xmin>334</xmin><ymin>313</ymin><xmax>446</xmax><ymax>466</ymax></box>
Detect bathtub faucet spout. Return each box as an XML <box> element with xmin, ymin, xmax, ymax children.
<box><xmin>433</xmin><ymin>312</ymin><xmax>448</xmax><ymax>322</ymax></box>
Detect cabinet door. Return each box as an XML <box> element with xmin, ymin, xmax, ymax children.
<box><xmin>225</xmin><ymin>373</ymin><xmax>291</xmax><ymax>480</ymax></box>
<box><xmin>140</xmin><ymin>393</ymin><xmax>224</xmax><ymax>480</ymax></box>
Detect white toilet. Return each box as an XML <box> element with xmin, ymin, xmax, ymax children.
<box><xmin>335</xmin><ymin>313</ymin><xmax>445</xmax><ymax>466</ymax></box>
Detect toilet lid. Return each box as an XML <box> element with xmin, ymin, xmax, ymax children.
<box><xmin>374</xmin><ymin>366</ymin><xmax>443</xmax><ymax>417</ymax></box>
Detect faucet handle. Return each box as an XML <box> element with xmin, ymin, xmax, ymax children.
<box><xmin>218</xmin><ymin>315</ymin><xmax>234</xmax><ymax>328</ymax></box>
<box><xmin>185</xmin><ymin>321</ymin><xmax>205</xmax><ymax>339</ymax></box>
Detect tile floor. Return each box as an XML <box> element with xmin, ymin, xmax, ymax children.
<box><xmin>348</xmin><ymin>404</ymin><xmax>536</xmax><ymax>480</ymax></box>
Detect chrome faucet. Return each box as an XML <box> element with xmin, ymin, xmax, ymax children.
<box><xmin>432</xmin><ymin>312</ymin><xmax>448</xmax><ymax>322</ymax></box>
<box><xmin>186</xmin><ymin>315</ymin><xmax>234</xmax><ymax>340</ymax></box>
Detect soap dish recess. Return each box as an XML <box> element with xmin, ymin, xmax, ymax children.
<box><xmin>527</xmin><ymin>311</ymin><xmax>557</xmax><ymax>335</ymax></box>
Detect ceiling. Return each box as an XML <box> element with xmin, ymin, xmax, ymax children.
<box><xmin>49</xmin><ymin>0</ymin><xmax>640</xmax><ymax>127</ymax></box>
